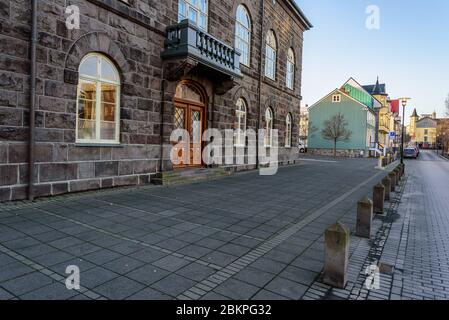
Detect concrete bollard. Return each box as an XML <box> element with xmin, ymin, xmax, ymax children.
<box><xmin>373</xmin><ymin>183</ymin><xmax>385</xmax><ymax>214</ymax></box>
<box><xmin>388</xmin><ymin>172</ymin><xmax>396</xmax><ymax>192</ymax></box>
<box><xmin>395</xmin><ymin>166</ymin><xmax>401</xmax><ymax>180</ymax></box>
<box><xmin>323</xmin><ymin>222</ymin><xmax>350</xmax><ymax>288</ymax></box>
<box><xmin>394</xmin><ymin>168</ymin><xmax>400</xmax><ymax>185</ymax></box>
<box><xmin>382</xmin><ymin>176</ymin><xmax>391</xmax><ymax>201</ymax></box>
<box><xmin>356</xmin><ymin>197</ymin><xmax>373</xmax><ymax>238</ymax></box>
<box><xmin>399</xmin><ymin>163</ymin><xmax>405</xmax><ymax>175</ymax></box>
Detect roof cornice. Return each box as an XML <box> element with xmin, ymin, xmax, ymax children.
<box><xmin>284</xmin><ymin>0</ymin><xmax>313</xmax><ymax>30</ymax></box>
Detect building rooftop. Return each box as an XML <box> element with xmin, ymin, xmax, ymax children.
<box><xmin>362</xmin><ymin>77</ymin><xmax>387</xmax><ymax>95</ymax></box>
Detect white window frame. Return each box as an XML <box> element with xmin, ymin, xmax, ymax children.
<box><xmin>285</xmin><ymin>113</ymin><xmax>292</xmax><ymax>148</ymax></box>
<box><xmin>76</xmin><ymin>53</ymin><xmax>121</xmax><ymax>145</ymax></box>
<box><xmin>178</xmin><ymin>0</ymin><xmax>208</xmax><ymax>31</ymax></box>
<box><xmin>235</xmin><ymin>98</ymin><xmax>247</xmax><ymax>147</ymax></box>
<box><xmin>235</xmin><ymin>5</ymin><xmax>251</xmax><ymax>67</ymax></box>
<box><xmin>264</xmin><ymin>30</ymin><xmax>277</xmax><ymax>80</ymax></box>
<box><xmin>332</xmin><ymin>94</ymin><xmax>341</xmax><ymax>103</ymax></box>
<box><xmin>286</xmin><ymin>48</ymin><xmax>295</xmax><ymax>90</ymax></box>
<box><xmin>265</xmin><ymin>107</ymin><xmax>274</xmax><ymax>147</ymax></box>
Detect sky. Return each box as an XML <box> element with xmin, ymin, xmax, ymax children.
<box><xmin>296</xmin><ymin>0</ymin><xmax>449</xmax><ymax>123</ymax></box>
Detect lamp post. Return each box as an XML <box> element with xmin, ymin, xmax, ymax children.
<box><xmin>399</xmin><ymin>98</ymin><xmax>411</xmax><ymax>164</ymax></box>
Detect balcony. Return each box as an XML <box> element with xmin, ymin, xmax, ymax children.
<box><xmin>161</xmin><ymin>20</ymin><xmax>242</xmax><ymax>83</ymax></box>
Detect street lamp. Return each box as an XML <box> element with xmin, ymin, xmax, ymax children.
<box><xmin>399</xmin><ymin>98</ymin><xmax>411</xmax><ymax>164</ymax></box>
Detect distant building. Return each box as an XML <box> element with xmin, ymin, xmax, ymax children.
<box><xmin>410</xmin><ymin>110</ymin><xmax>441</xmax><ymax>148</ymax></box>
<box><xmin>363</xmin><ymin>78</ymin><xmax>399</xmax><ymax>150</ymax></box>
<box><xmin>299</xmin><ymin>106</ymin><xmax>309</xmax><ymax>144</ymax></box>
<box><xmin>308</xmin><ymin>78</ymin><xmax>379</xmax><ymax>156</ymax></box>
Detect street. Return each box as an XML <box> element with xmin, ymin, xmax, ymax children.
<box><xmin>0</xmin><ymin>152</ymin><xmax>448</xmax><ymax>300</ymax></box>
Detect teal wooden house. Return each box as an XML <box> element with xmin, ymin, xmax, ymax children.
<box><xmin>308</xmin><ymin>78</ymin><xmax>380</xmax><ymax>156</ymax></box>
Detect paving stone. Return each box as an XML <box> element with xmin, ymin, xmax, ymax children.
<box><xmin>201</xmin><ymin>251</ymin><xmax>238</xmax><ymax>267</ymax></box>
<box><xmin>126</xmin><ymin>265</ymin><xmax>169</xmax><ymax>286</ymax></box>
<box><xmin>20</xmin><ymin>282</ymin><xmax>78</xmax><ymax>300</ymax></box>
<box><xmin>129</xmin><ymin>248</ymin><xmax>168</xmax><ymax>263</ymax></box>
<box><xmin>214</xmin><ymin>278</ymin><xmax>259</xmax><ymax>300</ymax></box>
<box><xmin>251</xmin><ymin>289</ymin><xmax>288</xmax><ymax>300</ymax></box>
<box><xmin>103</xmin><ymin>256</ymin><xmax>145</xmax><ymax>274</ymax></box>
<box><xmin>233</xmin><ymin>267</ymin><xmax>275</xmax><ymax>288</ymax></box>
<box><xmin>279</xmin><ymin>266</ymin><xmax>319</xmax><ymax>286</ymax></box>
<box><xmin>151</xmin><ymin>274</ymin><xmax>196</xmax><ymax>297</ymax></box>
<box><xmin>128</xmin><ymin>287</ymin><xmax>172</xmax><ymax>300</ymax></box>
<box><xmin>175</xmin><ymin>262</ymin><xmax>216</xmax><ymax>282</ymax></box>
<box><xmin>0</xmin><ymin>287</ymin><xmax>14</xmax><ymax>299</ymax></box>
<box><xmin>0</xmin><ymin>261</ymin><xmax>34</xmax><ymax>282</ymax></box>
<box><xmin>83</xmin><ymin>249</ymin><xmax>123</xmax><ymax>265</ymax></box>
<box><xmin>2</xmin><ymin>272</ymin><xmax>54</xmax><ymax>296</ymax></box>
<box><xmin>78</xmin><ymin>267</ymin><xmax>119</xmax><ymax>289</ymax></box>
<box><xmin>265</xmin><ymin>277</ymin><xmax>308</xmax><ymax>300</ymax></box>
<box><xmin>95</xmin><ymin>276</ymin><xmax>145</xmax><ymax>300</ymax></box>
<box><xmin>250</xmin><ymin>257</ymin><xmax>286</xmax><ymax>275</ymax></box>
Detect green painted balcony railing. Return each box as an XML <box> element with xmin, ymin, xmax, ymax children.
<box><xmin>161</xmin><ymin>19</ymin><xmax>242</xmax><ymax>79</ymax></box>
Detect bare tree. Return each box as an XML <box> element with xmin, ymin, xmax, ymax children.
<box><xmin>321</xmin><ymin>113</ymin><xmax>352</xmax><ymax>157</ymax></box>
<box><xmin>308</xmin><ymin>121</ymin><xmax>319</xmax><ymax>135</ymax></box>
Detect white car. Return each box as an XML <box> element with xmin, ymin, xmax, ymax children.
<box><xmin>298</xmin><ymin>141</ymin><xmax>307</xmax><ymax>153</ymax></box>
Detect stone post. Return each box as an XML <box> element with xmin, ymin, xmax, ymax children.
<box><xmin>388</xmin><ymin>172</ymin><xmax>396</xmax><ymax>192</ymax></box>
<box><xmin>356</xmin><ymin>197</ymin><xmax>373</xmax><ymax>238</ymax></box>
<box><xmin>382</xmin><ymin>176</ymin><xmax>391</xmax><ymax>201</ymax></box>
<box><xmin>323</xmin><ymin>223</ymin><xmax>350</xmax><ymax>288</ymax></box>
<box><xmin>394</xmin><ymin>168</ymin><xmax>400</xmax><ymax>185</ymax></box>
<box><xmin>397</xmin><ymin>165</ymin><xmax>403</xmax><ymax>179</ymax></box>
<box><xmin>373</xmin><ymin>183</ymin><xmax>385</xmax><ymax>214</ymax></box>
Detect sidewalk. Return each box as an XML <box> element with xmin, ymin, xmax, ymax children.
<box><xmin>0</xmin><ymin>157</ymin><xmax>388</xmax><ymax>300</ymax></box>
<box><xmin>303</xmin><ymin>151</ymin><xmax>449</xmax><ymax>300</ymax></box>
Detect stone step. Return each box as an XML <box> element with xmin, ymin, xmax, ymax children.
<box><xmin>151</xmin><ymin>167</ymin><xmax>231</xmax><ymax>186</ymax></box>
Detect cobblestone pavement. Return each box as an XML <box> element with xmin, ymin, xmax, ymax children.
<box><xmin>1</xmin><ymin>156</ymin><xmax>396</xmax><ymax>300</ymax></box>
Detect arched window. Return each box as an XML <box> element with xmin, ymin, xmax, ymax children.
<box><xmin>265</xmin><ymin>107</ymin><xmax>274</xmax><ymax>147</ymax></box>
<box><xmin>286</xmin><ymin>48</ymin><xmax>295</xmax><ymax>90</ymax></box>
<box><xmin>265</xmin><ymin>30</ymin><xmax>277</xmax><ymax>80</ymax></box>
<box><xmin>235</xmin><ymin>5</ymin><xmax>251</xmax><ymax>67</ymax></box>
<box><xmin>76</xmin><ymin>53</ymin><xmax>120</xmax><ymax>144</ymax></box>
<box><xmin>285</xmin><ymin>113</ymin><xmax>292</xmax><ymax>147</ymax></box>
<box><xmin>235</xmin><ymin>98</ymin><xmax>247</xmax><ymax>146</ymax></box>
<box><xmin>178</xmin><ymin>0</ymin><xmax>208</xmax><ymax>31</ymax></box>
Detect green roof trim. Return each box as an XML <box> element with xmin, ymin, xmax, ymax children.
<box><xmin>342</xmin><ymin>84</ymin><xmax>374</xmax><ymax>109</ymax></box>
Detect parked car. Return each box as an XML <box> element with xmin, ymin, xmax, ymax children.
<box><xmin>298</xmin><ymin>141</ymin><xmax>307</xmax><ymax>153</ymax></box>
<box><xmin>404</xmin><ymin>147</ymin><xmax>419</xmax><ymax>159</ymax></box>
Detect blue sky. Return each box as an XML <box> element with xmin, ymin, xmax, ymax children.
<box><xmin>297</xmin><ymin>0</ymin><xmax>449</xmax><ymax>122</ymax></box>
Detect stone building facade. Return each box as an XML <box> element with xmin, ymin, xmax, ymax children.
<box><xmin>0</xmin><ymin>0</ymin><xmax>311</xmax><ymax>201</ymax></box>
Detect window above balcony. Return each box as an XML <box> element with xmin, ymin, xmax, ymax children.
<box><xmin>178</xmin><ymin>0</ymin><xmax>208</xmax><ymax>31</ymax></box>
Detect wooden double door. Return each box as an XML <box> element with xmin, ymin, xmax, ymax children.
<box><xmin>173</xmin><ymin>101</ymin><xmax>205</xmax><ymax>169</ymax></box>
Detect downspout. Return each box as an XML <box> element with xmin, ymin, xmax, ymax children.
<box><xmin>28</xmin><ymin>0</ymin><xmax>38</xmax><ymax>200</ymax></box>
<box><xmin>256</xmin><ymin>0</ymin><xmax>265</xmax><ymax>169</ymax></box>
<box><xmin>159</xmin><ymin>79</ymin><xmax>166</xmax><ymax>173</ymax></box>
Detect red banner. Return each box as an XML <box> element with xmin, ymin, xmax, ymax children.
<box><xmin>390</xmin><ymin>99</ymin><xmax>400</xmax><ymax>114</ymax></box>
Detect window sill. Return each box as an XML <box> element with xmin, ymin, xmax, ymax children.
<box><xmin>75</xmin><ymin>143</ymin><xmax>124</xmax><ymax>148</ymax></box>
